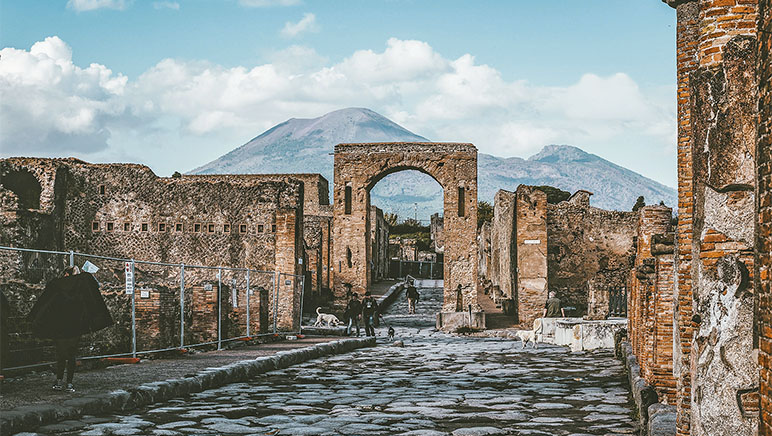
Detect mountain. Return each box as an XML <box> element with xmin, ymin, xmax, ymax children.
<box><xmin>191</xmin><ymin>108</ymin><xmax>677</xmax><ymax>219</ymax></box>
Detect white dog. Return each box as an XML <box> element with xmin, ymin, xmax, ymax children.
<box><xmin>515</xmin><ymin>319</ymin><xmax>543</xmax><ymax>349</ymax></box>
<box><xmin>314</xmin><ymin>307</ymin><xmax>343</xmax><ymax>327</ymax></box>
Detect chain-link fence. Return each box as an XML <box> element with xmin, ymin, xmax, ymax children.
<box><xmin>0</xmin><ymin>246</ymin><xmax>303</xmax><ymax>373</ymax></box>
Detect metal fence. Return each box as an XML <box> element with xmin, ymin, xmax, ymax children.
<box><xmin>0</xmin><ymin>246</ymin><xmax>303</xmax><ymax>373</ymax></box>
<box><xmin>389</xmin><ymin>259</ymin><xmax>443</xmax><ymax>279</ymax></box>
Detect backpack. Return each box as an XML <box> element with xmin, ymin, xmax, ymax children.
<box><xmin>364</xmin><ymin>299</ymin><xmax>375</xmax><ymax>310</ymax></box>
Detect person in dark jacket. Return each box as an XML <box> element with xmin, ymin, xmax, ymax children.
<box><xmin>28</xmin><ymin>266</ymin><xmax>113</xmax><ymax>393</ymax></box>
<box><xmin>361</xmin><ymin>291</ymin><xmax>379</xmax><ymax>337</ymax></box>
<box><xmin>344</xmin><ymin>293</ymin><xmax>362</xmax><ymax>337</ymax></box>
<box><xmin>406</xmin><ymin>282</ymin><xmax>420</xmax><ymax>314</ymax></box>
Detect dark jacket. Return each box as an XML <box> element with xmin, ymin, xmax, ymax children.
<box><xmin>28</xmin><ymin>273</ymin><xmax>114</xmax><ymax>339</ymax></box>
<box><xmin>406</xmin><ymin>285</ymin><xmax>419</xmax><ymax>301</ymax></box>
<box><xmin>345</xmin><ymin>299</ymin><xmax>362</xmax><ymax>319</ymax></box>
<box><xmin>361</xmin><ymin>296</ymin><xmax>378</xmax><ymax>317</ymax></box>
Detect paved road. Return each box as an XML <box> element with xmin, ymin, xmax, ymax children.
<box><xmin>29</xmin><ymin>285</ymin><xmax>637</xmax><ymax>435</ymax></box>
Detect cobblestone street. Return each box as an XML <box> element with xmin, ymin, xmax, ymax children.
<box><xmin>27</xmin><ymin>283</ymin><xmax>637</xmax><ymax>436</ymax></box>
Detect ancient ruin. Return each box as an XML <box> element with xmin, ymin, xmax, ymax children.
<box><xmin>332</xmin><ymin>142</ymin><xmax>478</xmax><ymax>314</ymax></box>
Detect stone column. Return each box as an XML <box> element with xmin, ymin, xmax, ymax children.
<box><xmin>492</xmin><ymin>190</ymin><xmax>516</xmax><ymax>299</ymax></box>
<box><xmin>689</xmin><ymin>1</ymin><xmax>759</xmax><ymax>434</ymax></box>
<box><xmin>515</xmin><ymin>186</ymin><xmax>548</xmax><ymax>326</ymax></box>
<box><xmin>662</xmin><ymin>1</ymin><xmax>700</xmax><ymax>433</ymax></box>
<box><xmin>274</xmin><ymin>208</ymin><xmax>303</xmax><ymax>330</ymax></box>
<box><xmin>756</xmin><ymin>0</ymin><xmax>772</xmax><ymax>433</ymax></box>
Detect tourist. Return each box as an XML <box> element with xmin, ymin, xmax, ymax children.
<box><xmin>406</xmin><ymin>281</ymin><xmax>420</xmax><ymax>314</ymax></box>
<box><xmin>361</xmin><ymin>291</ymin><xmax>379</xmax><ymax>337</ymax></box>
<box><xmin>28</xmin><ymin>266</ymin><xmax>113</xmax><ymax>393</ymax></box>
<box><xmin>344</xmin><ymin>293</ymin><xmax>362</xmax><ymax>336</ymax></box>
<box><xmin>543</xmin><ymin>291</ymin><xmax>565</xmax><ymax>318</ymax></box>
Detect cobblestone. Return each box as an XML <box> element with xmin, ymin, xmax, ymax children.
<box><xmin>23</xmin><ymin>284</ymin><xmax>636</xmax><ymax>435</ymax></box>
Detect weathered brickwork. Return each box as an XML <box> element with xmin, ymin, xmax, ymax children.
<box><xmin>628</xmin><ymin>206</ymin><xmax>673</xmax><ymax>401</ymax></box>
<box><xmin>333</xmin><ymin>143</ymin><xmax>478</xmax><ymax>313</ymax></box>
<box><xmin>477</xmin><ymin>221</ymin><xmax>492</xmax><ymax>285</ymax></box>
<box><xmin>547</xmin><ymin>191</ymin><xmax>637</xmax><ymax>318</ymax></box>
<box><xmin>757</xmin><ymin>0</ymin><xmax>772</xmax><ymax>433</ymax></box>
<box><xmin>515</xmin><ymin>186</ymin><xmax>548</xmax><ymax>326</ymax></box>
<box><xmin>671</xmin><ymin>1</ymin><xmax>700</xmax><ymax>432</ymax></box>
<box><xmin>369</xmin><ymin>206</ymin><xmax>390</xmax><ymax>281</ymax></box>
<box><xmin>0</xmin><ymin>158</ymin><xmax>306</xmax><ymax>367</ymax></box>
<box><xmin>491</xmin><ymin>190</ymin><xmax>516</xmax><ymax>300</ymax></box>
<box><xmin>431</xmin><ymin>213</ymin><xmax>445</xmax><ymax>254</ymax></box>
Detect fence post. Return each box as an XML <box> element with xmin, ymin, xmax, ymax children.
<box><xmin>217</xmin><ymin>268</ymin><xmax>222</xmax><ymax>350</ymax></box>
<box><xmin>430</xmin><ymin>262</ymin><xmax>433</xmax><ymax>279</ymax></box>
<box><xmin>298</xmin><ymin>274</ymin><xmax>305</xmax><ymax>333</ymax></box>
<box><xmin>131</xmin><ymin>259</ymin><xmax>136</xmax><ymax>358</ymax></box>
<box><xmin>245</xmin><ymin>269</ymin><xmax>251</xmax><ymax>338</ymax></box>
<box><xmin>273</xmin><ymin>272</ymin><xmax>279</xmax><ymax>333</ymax></box>
<box><xmin>69</xmin><ymin>250</ymin><xmax>74</xmax><ymax>267</ymax></box>
<box><xmin>180</xmin><ymin>263</ymin><xmax>185</xmax><ymax>349</ymax></box>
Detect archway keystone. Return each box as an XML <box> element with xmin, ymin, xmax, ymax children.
<box><xmin>333</xmin><ymin>142</ymin><xmax>479</xmax><ymax>314</ymax></box>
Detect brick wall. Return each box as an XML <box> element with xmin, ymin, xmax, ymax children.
<box><xmin>515</xmin><ymin>185</ymin><xmax>548</xmax><ymax>326</ymax></box>
<box><xmin>491</xmin><ymin>189</ymin><xmax>516</xmax><ymax>299</ymax></box>
<box><xmin>757</xmin><ymin>0</ymin><xmax>772</xmax><ymax>433</ymax></box>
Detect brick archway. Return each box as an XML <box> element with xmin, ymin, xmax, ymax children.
<box><xmin>333</xmin><ymin>142</ymin><xmax>478</xmax><ymax>313</ymax></box>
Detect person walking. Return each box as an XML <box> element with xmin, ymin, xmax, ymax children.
<box><xmin>361</xmin><ymin>291</ymin><xmax>379</xmax><ymax>337</ymax></box>
<box><xmin>543</xmin><ymin>291</ymin><xmax>566</xmax><ymax>318</ymax></box>
<box><xmin>406</xmin><ymin>282</ymin><xmax>420</xmax><ymax>314</ymax></box>
<box><xmin>344</xmin><ymin>293</ymin><xmax>362</xmax><ymax>336</ymax></box>
<box><xmin>29</xmin><ymin>266</ymin><xmax>113</xmax><ymax>393</ymax></box>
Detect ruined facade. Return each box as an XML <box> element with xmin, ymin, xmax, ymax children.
<box><xmin>369</xmin><ymin>206</ymin><xmax>390</xmax><ymax>281</ymax></box>
<box><xmin>0</xmin><ymin>158</ymin><xmax>306</xmax><ymax>367</ymax></box>
<box><xmin>333</xmin><ymin>142</ymin><xmax>478</xmax><ymax>313</ymax></box>
<box><xmin>482</xmin><ymin>186</ymin><xmax>635</xmax><ymax>325</ymax></box>
<box><xmin>624</xmin><ymin>1</ymin><xmax>768</xmax><ymax>434</ymax></box>
<box><xmin>430</xmin><ymin>213</ymin><xmax>445</xmax><ymax>253</ymax></box>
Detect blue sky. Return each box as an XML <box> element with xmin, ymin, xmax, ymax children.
<box><xmin>0</xmin><ymin>0</ymin><xmax>679</xmax><ymax>187</ymax></box>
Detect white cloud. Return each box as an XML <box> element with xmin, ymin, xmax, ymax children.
<box><xmin>153</xmin><ymin>1</ymin><xmax>179</xmax><ymax>10</ymax></box>
<box><xmin>66</xmin><ymin>0</ymin><xmax>127</xmax><ymax>11</ymax></box>
<box><xmin>280</xmin><ymin>13</ymin><xmax>318</xmax><ymax>38</ymax></box>
<box><xmin>239</xmin><ymin>0</ymin><xmax>300</xmax><ymax>7</ymax></box>
<box><xmin>0</xmin><ymin>36</ymin><xmax>675</xmax><ymax>182</ymax></box>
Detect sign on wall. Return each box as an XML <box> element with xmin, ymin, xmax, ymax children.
<box><xmin>124</xmin><ymin>262</ymin><xmax>134</xmax><ymax>295</ymax></box>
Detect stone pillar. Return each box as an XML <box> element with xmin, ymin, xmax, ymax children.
<box><xmin>274</xmin><ymin>208</ymin><xmax>303</xmax><ymax>330</ymax></box>
<box><xmin>757</xmin><ymin>0</ymin><xmax>772</xmax><ymax>433</ymax></box>
<box><xmin>689</xmin><ymin>1</ymin><xmax>759</xmax><ymax>433</ymax></box>
<box><xmin>492</xmin><ymin>190</ymin><xmax>516</xmax><ymax>299</ymax></box>
<box><xmin>515</xmin><ymin>186</ymin><xmax>548</xmax><ymax>326</ymax></box>
<box><xmin>663</xmin><ymin>1</ymin><xmax>700</xmax><ymax>432</ymax></box>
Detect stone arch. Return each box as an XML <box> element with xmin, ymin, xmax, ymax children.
<box><xmin>333</xmin><ymin>142</ymin><xmax>478</xmax><ymax>313</ymax></box>
<box><xmin>1</xmin><ymin>169</ymin><xmax>42</xmax><ymax>210</ymax></box>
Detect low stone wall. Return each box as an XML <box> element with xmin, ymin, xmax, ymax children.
<box><xmin>538</xmin><ymin>317</ymin><xmax>626</xmax><ymax>351</ymax></box>
<box><xmin>0</xmin><ymin>337</ymin><xmax>375</xmax><ymax>435</ymax></box>
<box><xmin>436</xmin><ymin>311</ymin><xmax>486</xmax><ymax>331</ymax></box>
<box><xmin>617</xmin><ymin>339</ymin><xmax>676</xmax><ymax>436</ymax></box>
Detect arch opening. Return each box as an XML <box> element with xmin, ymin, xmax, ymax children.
<box><xmin>2</xmin><ymin>169</ymin><xmax>42</xmax><ymax>210</ymax></box>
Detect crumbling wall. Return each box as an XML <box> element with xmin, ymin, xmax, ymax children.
<box><xmin>0</xmin><ymin>158</ymin><xmax>306</xmax><ymax>368</ymax></box>
<box><xmin>689</xmin><ymin>21</ymin><xmax>760</xmax><ymax>434</ymax></box>
<box><xmin>515</xmin><ymin>185</ymin><xmax>548</xmax><ymax>326</ymax></box>
<box><xmin>477</xmin><ymin>221</ymin><xmax>491</xmax><ymax>283</ymax></box>
<box><xmin>369</xmin><ymin>206</ymin><xmax>389</xmax><ymax>281</ymax></box>
<box><xmin>547</xmin><ymin>196</ymin><xmax>636</xmax><ymax>318</ymax></box>
<box><xmin>491</xmin><ymin>190</ymin><xmax>516</xmax><ymax>299</ymax></box>
<box><xmin>757</xmin><ymin>0</ymin><xmax>772</xmax><ymax>434</ymax></box>
<box><xmin>431</xmin><ymin>213</ymin><xmax>444</xmax><ymax>253</ymax></box>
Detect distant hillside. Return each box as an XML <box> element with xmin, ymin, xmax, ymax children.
<box><xmin>191</xmin><ymin>108</ymin><xmax>676</xmax><ymax>219</ymax></box>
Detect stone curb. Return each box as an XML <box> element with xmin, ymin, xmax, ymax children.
<box><xmin>377</xmin><ymin>281</ymin><xmax>405</xmax><ymax>309</ymax></box>
<box><xmin>0</xmin><ymin>337</ymin><xmax>376</xmax><ymax>436</ymax></box>
<box><xmin>617</xmin><ymin>340</ymin><xmax>676</xmax><ymax>436</ymax></box>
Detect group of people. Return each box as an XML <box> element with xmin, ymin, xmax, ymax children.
<box><xmin>342</xmin><ymin>280</ymin><xmax>421</xmax><ymax>337</ymax></box>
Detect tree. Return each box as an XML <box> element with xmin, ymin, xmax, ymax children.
<box><xmin>534</xmin><ymin>185</ymin><xmax>571</xmax><ymax>204</ymax></box>
<box><xmin>477</xmin><ymin>201</ymin><xmax>493</xmax><ymax>229</ymax></box>
<box><xmin>632</xmin><ymin>196</ymin><xmax>646</xmax><ymax>212</ymax></box>
<box><xmin>384</xmin><ymin>212</ymin><xmax>398</xmax><ymax>227</ymax></box>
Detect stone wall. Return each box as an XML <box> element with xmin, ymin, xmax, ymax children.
<box><xmin>333</xmin><ymin>142</ymin><xmax>478</xmax><ymax>313</ymax></box>
<box><xmin>477</xmin><ymin>221</ymin><xmax>492</xmax><ymax>284</ymax></box>
<box><xmin>547</xmin><ymin>192</ymin><xmax>637</xmax><ymax>318</ymax></box>
<box><xmin>369</xmin><ymin>206</ymin><xmax>390</xmax><ymax>281</ymax></box>
<box><xmin>491</xmin><ymin>190</ymin><xmax>516</xmax><ymax>301</ymax></box>
<box><xmin>431</xmin><ymin>213</ymin><xmax>444</xmax><ymax>253</ymax></box>
<box><xmin>0</xmin><ymin>158</ymin><xmax>305</xmax><ymax>368</ymax></box>
<box><xmin>515</xmin><ymin>185</ymin><xmax>548</xmax><ymax>326</ymax></box>
<box><xmin>758</xmin><ymin>0</ymin><xmax>772</xmax><ymax>433</ymax></box>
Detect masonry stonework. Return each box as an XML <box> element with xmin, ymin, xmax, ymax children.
<box><xmin>333</xmin><ymin>143</ymin><xmax>478</xmax><ymax>313</ymax></box>
<box><xmin>491</xmin><ymin>190</ymin><xmax>516</xmax><ymax>300</ymax></box>
<box><xmin>757</xmin><ymin>0</ymin><xmax>772</xmax><ymax>433</ymax></box>
<box><xmin>0</xmin><ymin>158</ymin><xmax>306</xmax><ymax>367</ymax></box>
<box><xmin>514</xmin><ymin>186</ymin><xmax>548</xmax><ymax>326</ymax></box>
